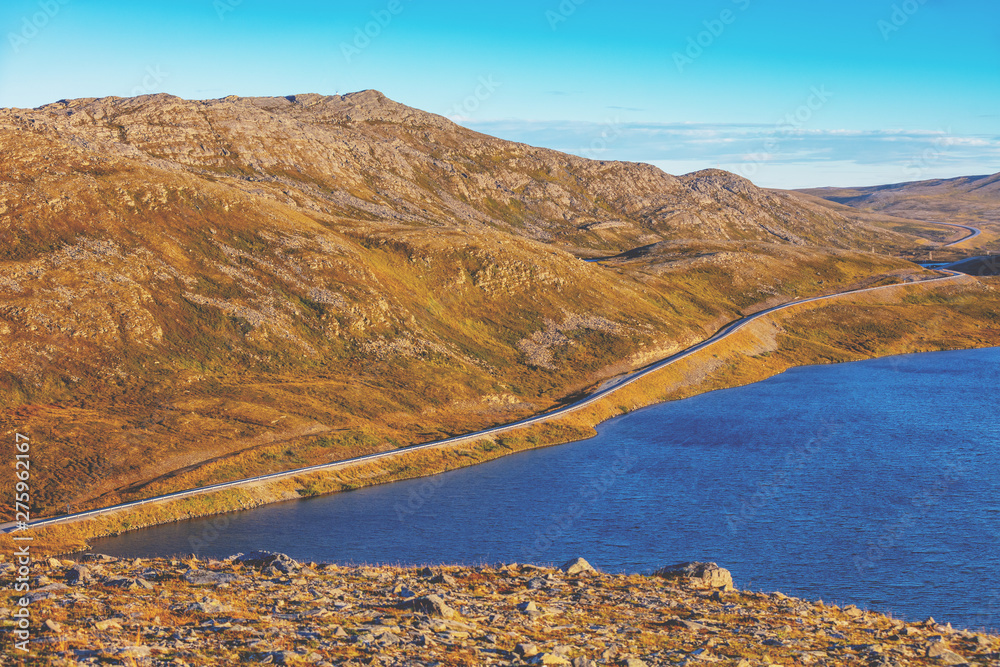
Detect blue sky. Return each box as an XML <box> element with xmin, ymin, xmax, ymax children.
<box><xmin>1</xmin><ymin>0</ymin><xmax>997</xmax><ymax>188</ymax></box>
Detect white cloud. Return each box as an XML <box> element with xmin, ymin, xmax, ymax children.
<box><xmin>458</xmin><ymin>119</ymin><xmax>1000</xmax><ymax>188</ymax></box>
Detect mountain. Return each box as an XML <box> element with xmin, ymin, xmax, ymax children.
<box><xmin>5</xmin><ymin>91</ymin><xmax>938</xmax><ymax>255</ymax></box>
<box><xmin>800</xmin><ymin>173</ymin><xmax>1000</xmax><ymax>249</ymax></box>
<box><xmin>0</xmin><ymin>91</ymin><xmax>950</xmax><ymax>516</ymax></box>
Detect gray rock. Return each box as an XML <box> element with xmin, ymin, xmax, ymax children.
<box><xmin>516</xmin><ymin>643</ymin><xmax>541</xmax><ymax>657</ymax></box>
<box><xmin>79</xmin><ymin>553</ymin><xmax>117</xmax><ymax>564</ymax></box>
<box><xmin>666</xmin><ymin>618</ymin><xmax>709</xmax><ymax>632</ymax></box>
<box><xmin>561</xmin><ymin>557</ymin><xmax>597</xmax><ymax>576</ymax></box>
<box><xmin>184</xmin><ymin>569</ymin><xmax>237</xmax><ymax>586</ymax></box>
<box><xmin>35</xmin><ymin>583</ymin><xmax>70</xmax><ymax>593</ymax></box>
<box><xmin>926</xmin><ymin>643</ymin><xmax>967</xmax><ymax>664</ymax></box>
<box><xmin>232</xmin><ymin>551</ymin><xmax>301</xmax><ymax>574</ymax></box>
<box><xmin>65</xmin><ymin>564</ymin><xmax>93</xmax><ymax>586</ymax></box>
<box><xmin>397</xmin><ymin>594</ymin><xmax>457</xmax><ymax>619</ymax></box>
<box><xmin>186</xmin><ymin>597</ymin><xmax>233</xmax><ymax>614</ymax></box>
<box><xmin>430</xmin><ymin>572</ymin><xmax>456</xmax><ymax>586</ymax></box>
<box><xmin>115</xmin><ymin>646</ymin><xmax>152</xmax><ymax>659</ymax></box>
<box><xmin>528</xmin><ymin>577</ymin><xmax>549</xmax><ymax>590</ymax></box>
<box><xmin>654</xmin><ymin>562</ymin><xmax>734</xmax><ymax>590</ymax></box>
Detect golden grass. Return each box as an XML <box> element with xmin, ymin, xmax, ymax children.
<box><xmin>5</xmin><ymin>275</ymin><xmax>998</xmax><ymax>557</ymax></box>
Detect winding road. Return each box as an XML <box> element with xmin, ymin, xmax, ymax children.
<box><xmin>938</xmin><ymin>222</ymin><xmax>982</xmax><ymax>247</ymax></box>
<box><xmin>4</xmin><ymin>270</ymin><xmax>968</xmax><ymax>535</ymax></box>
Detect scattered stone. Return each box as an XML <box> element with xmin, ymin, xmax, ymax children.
<box><xmin>106</xmin><ymin>576</ymin><xmax>154</xmax><ymax>590</ymax></box>
<box><xmin>430</xmin><ymin>572</ymin><xmax>456</xmax><ymax>586</ymax></box>
<box><xmin>619</xmin><ymin>659</ymin><xmax>649</xmax><ymax>667</ymax></box>
<box><xmin>115</xmin><ymin>646</ymin><xmax>152</xmax><ymax>659</ymax></box>
<box><xmin>667</xmin><ymin>618</ymin><xmax>709</xmax><ymax>632</ymax></box>
<box><xmin>186</xmin><ymin>597</ymin><xmax>233</xmax><ymax>614</ymax></box>
<box><xmin>11</xmin><ymin>555</ymin><xmax>1000</xmax><ymax>666</ymax></box>
<box><xmin>79</xmin><ymin>554</ymin><xmax>117</xmax><ymax>564</ymax></box>
<box><xmin>93</xmin><ymin>619</ymin><xmax>122</xmax><ymax>631</ymax></box>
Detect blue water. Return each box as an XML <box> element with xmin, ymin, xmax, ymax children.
<box><xmin>90</xmin><ymin>347</ymin><xmax>1000</xmax><ymax>630</ymax></box>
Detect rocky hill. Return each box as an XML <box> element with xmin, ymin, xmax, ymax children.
<box><xmin>5</xmin><ymin>91</ymin><xmax>937</xmax><ymax>255</ymax></box>
<box><xmin>0</xmin><ymin>91</ymin><xmax>971</xmax><ymax>520</ymax></box>
<box><xmin>4</xmin><ymin>554</ymin><xmax>998</xmax><ymax>666</ymax></box>
<box><xmin>801</xmin><ymin>173</ymin><xmax>1000</xmax><ymax>250</ymax></box>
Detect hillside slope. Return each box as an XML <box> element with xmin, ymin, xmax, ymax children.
<box><xmin>801</xmin><ymin>173</ymin><xmax>1000</xmax><ymax>251</ymax></box>
<box><xmin>0</xmin><ymin>91</ymin><xmax>964</xmax><ymax>518</ymax></box>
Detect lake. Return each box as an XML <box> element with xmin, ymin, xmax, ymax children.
<box><xmin>90</xmin><ymin>347</ymin><xmax>1000</xmax><ymax>630</ymax></box>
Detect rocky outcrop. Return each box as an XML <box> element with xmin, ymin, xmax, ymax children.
<box><xmin>4</xmin><ymin>555</ymin><xmax>997</xmax><ymax>666</ymax></box>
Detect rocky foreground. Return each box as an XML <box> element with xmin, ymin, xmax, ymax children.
<box><xmin>3</xmin><ymin>554</ymin><xmax>998</xmax><ymax>666</ymax></box>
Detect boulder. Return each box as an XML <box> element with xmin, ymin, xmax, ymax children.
<box><xmin>397</xmin><ymin>594</ymin><xmax>457</xmax><ymax>619</ymax></box>
<box><xmin>560</xmin><ymin>557</ymin><xmax>597</xmax><ymax>576</ymax></box>
<box><xmin>654</xmin><ymin>562</ymin><xmax>734</xmax><ymax>591</ymax></box>
<box><xmin>926</xmin><ymin>643</ymin><xmax>967</xmax><ymax>665</ymax></box>
<box><xmin>232</xmin><ymin>551</ymin><xmax>300</xmax><ymax>574</ymax></box>
<box><xmin>516</xmin><ymin>643</ymin><xmax>540</xmax><ymax>657</ymax></box>
<box><xmin>65</xmin><ymin>564</ymin><xmax>93</xmax><ymax>586</ymax></box>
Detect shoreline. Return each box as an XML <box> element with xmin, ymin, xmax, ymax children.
<box><xmin>6</xmin><ymin>555</ymin><xmax>999</xmax><ymax>665</ymax></box>
<box><xmin>3</xmin><ymin>272</ymin><xmax>1000</xmax><ymax>557</ymax></box>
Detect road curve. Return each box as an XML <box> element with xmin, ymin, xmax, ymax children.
<box><xmin>935</xmin><ymin>222</ymin><xmax>982</xmax><ymax>247</ymax></box>
<box><xmin>7</xmin><ymin>271</ymin><xmax>968</xmax><ymax>535</ymax></box>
